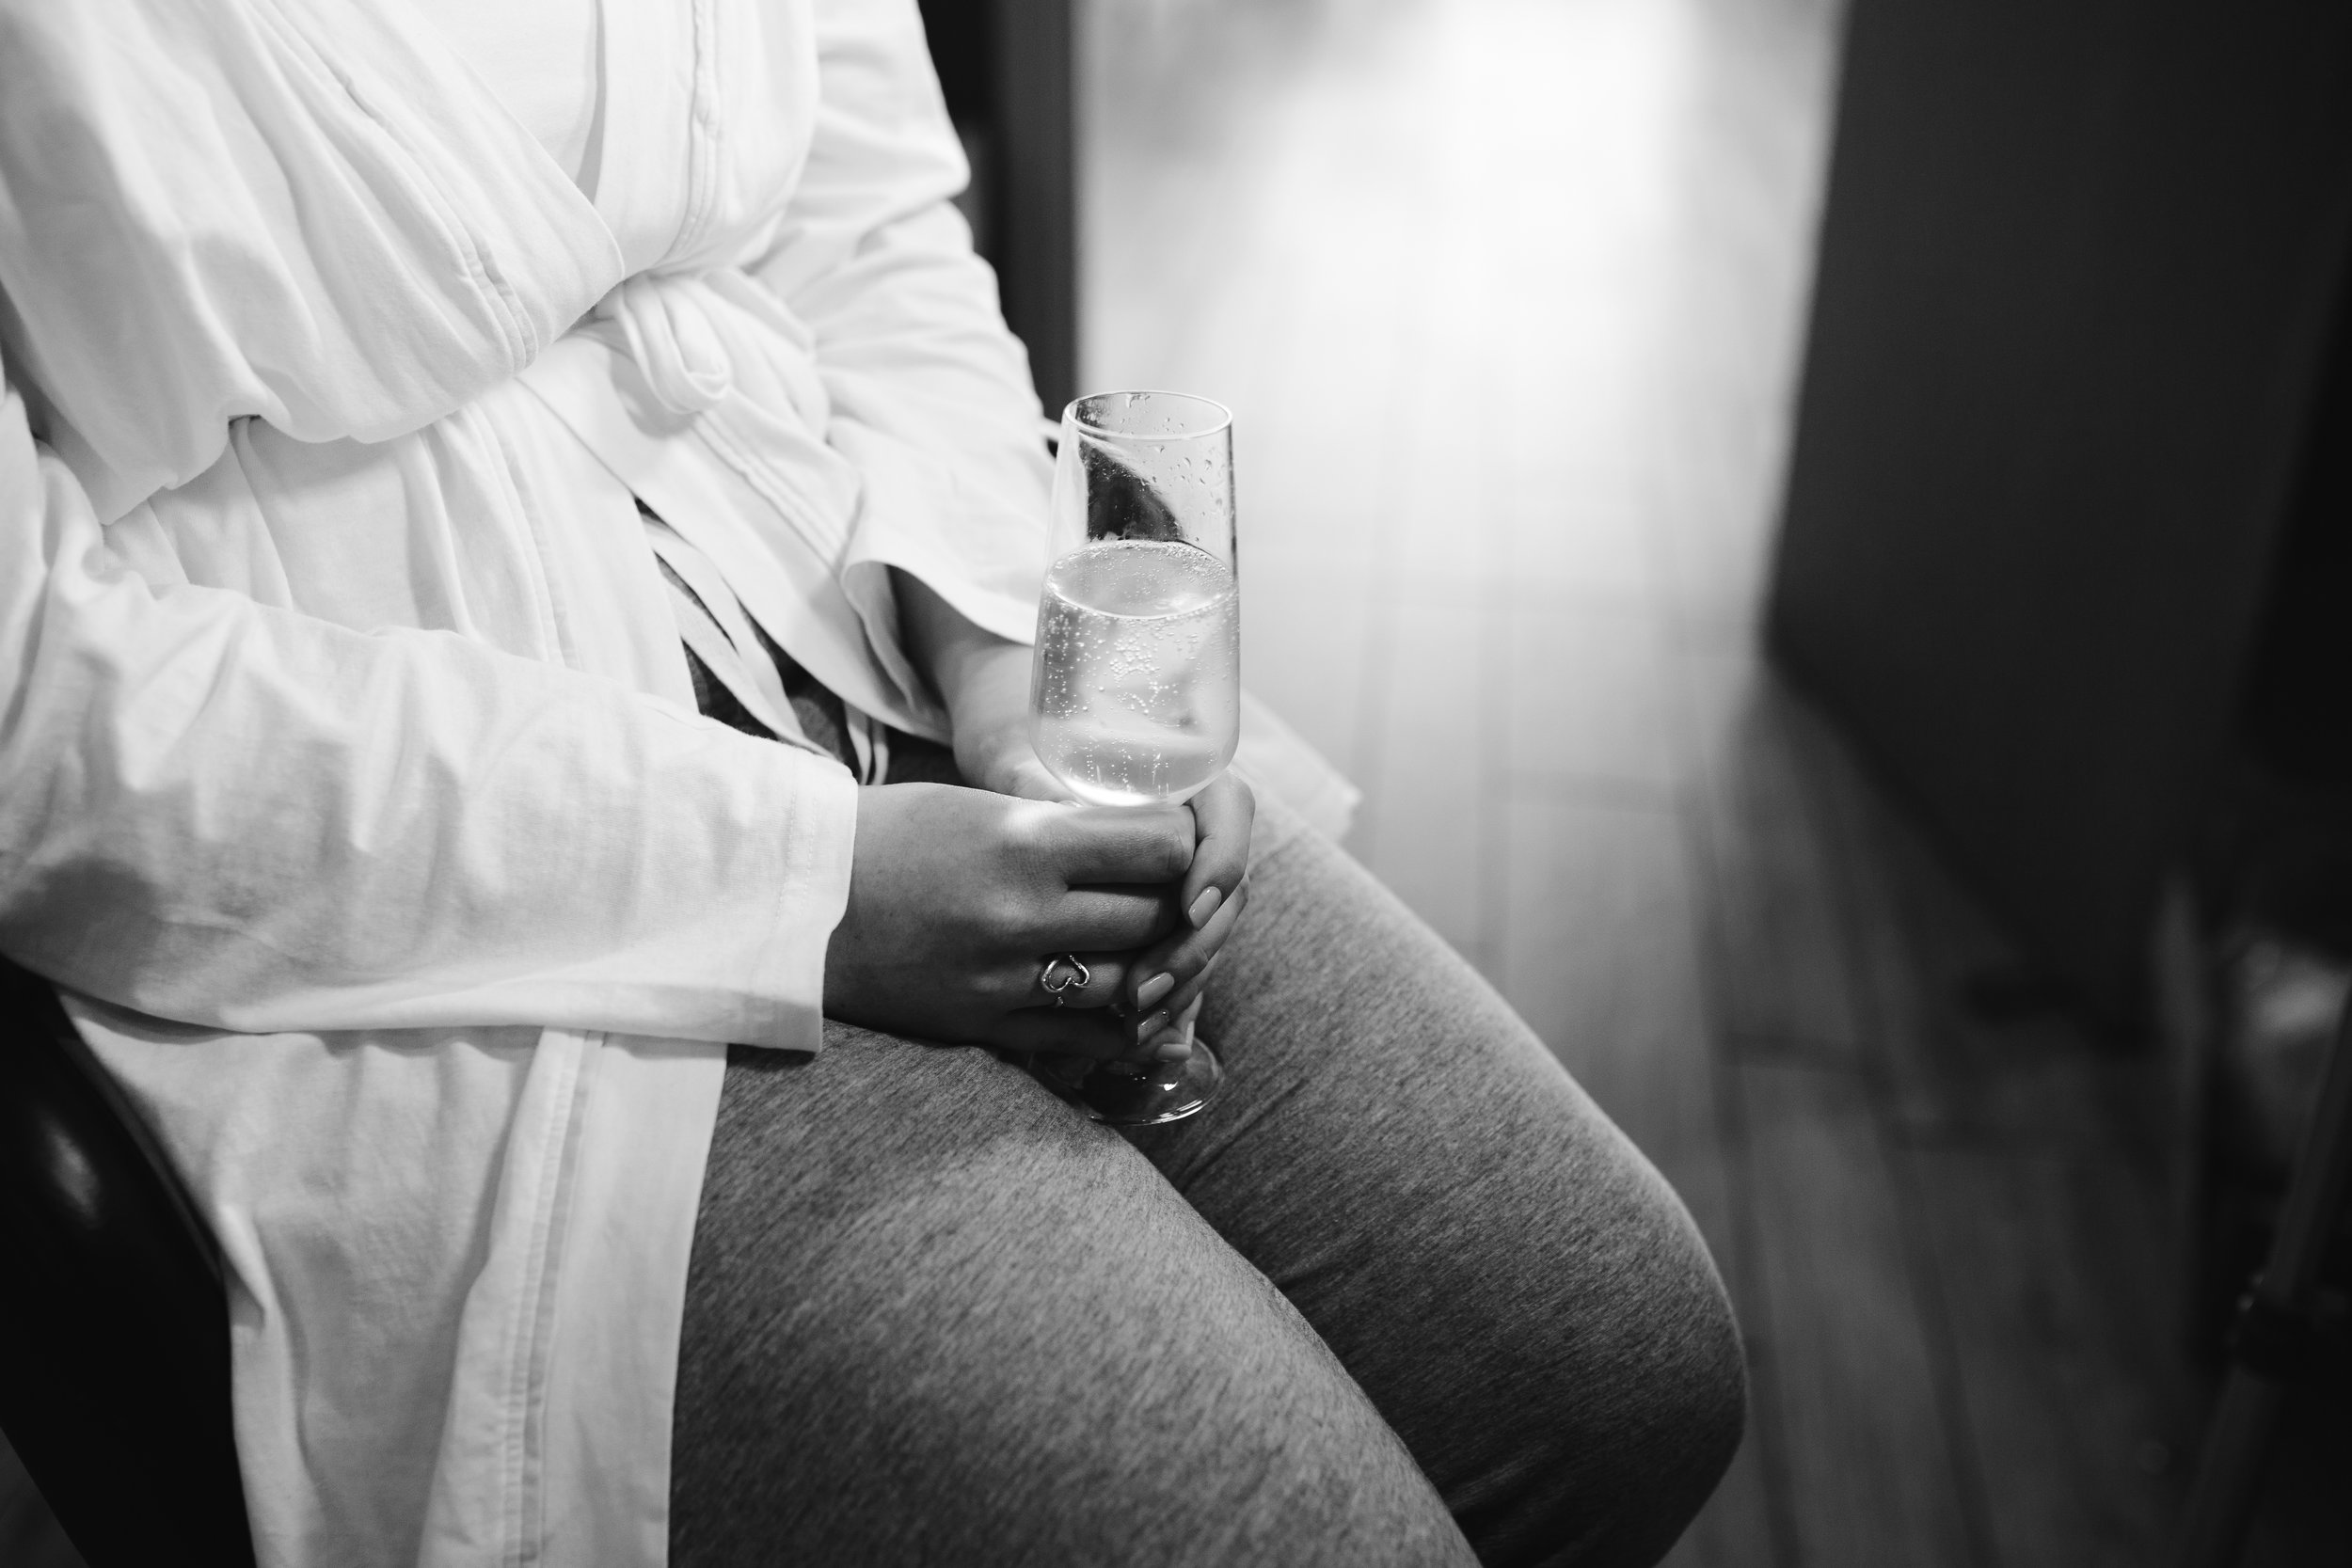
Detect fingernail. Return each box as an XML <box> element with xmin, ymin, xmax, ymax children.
<box><xmin>1135</xmin><ymin>1008</ymin><xmax>1170</xmax><ymax>1040</ymax></box>
<box><xmin>1153</xmin><ymin>1034</ymin><xmax>1193</xmax><ymax>1062</ymax></box>
<box><xmin>1187</xmin><ymin>886</ymin><xmax>1223</xmax><ymax>928</ymax></box>
<box><xmin>1135</xmin><ymin>972</ymin><xmax>1175</xmax><ymax>1011</ymax></box>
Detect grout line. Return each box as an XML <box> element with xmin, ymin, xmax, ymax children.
<box><xmin>1808</xmin><ymin>722</ymin><xmax>2009</xmax><ymax>1568</ymax></box>
<box><xmin>1718</xmin><ymin>1058</ymin><xmax>1823</xmax><ymax>1568</ymax></box>
<box><xmin>1661</xmin><ymin>624</ymin><xmax>1806</xmax><ymax>1568</ymax></box>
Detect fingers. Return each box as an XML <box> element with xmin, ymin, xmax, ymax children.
<box><xmin>1041</xmin><ymin>805</ymin><xmax>1195</xmax><ymax>886</ymax></box>
<box><xmin>966</xmin><ymin>737</ymin><xmax>1076</xmax><ymax>802</ymax></box>
<box><xmin>1144</xmin><ymin>996</ymin><xmax>1205</xmax><ymax>1062</ymax></box>
<box><xmin>1120</xmin><ymin>876</ymin><xmax>1248</xmax><ymax>1013</ymax></box>
<box><xmin>1179</xmin><ymin>774</ymin><xmax>1254</xmax><ymax>931</ymax></box>
<box><xmin>1153</xmin><ymin>953</ymin><xmax>1222</xmax><ymax>1028</ymax></box>
<box><xmin>1045</xmin><ymin>887</ymin><xmax>1179</xmax><ymax>953</ymax></box>
<box><xmin>1025</xmin><ymin>951</ymin><xmax>1135</xmax><ymax>1011</ymax></box>
<box><xmin>987</xmin><ymin>1004</ymin><xmax>1168</xmax><ymax>1062</ymax></box>
<box><xmin>1002</xmin><ymin>758</ymin><xmax>1081</xmax><ymax>803</ymax></box>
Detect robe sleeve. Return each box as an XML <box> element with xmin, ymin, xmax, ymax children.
<box><xmin>0</xmin><ymin>371</ymin><xmax>856</xmax><ymax>1047</ymax></box>
<box><xmin>750</xmin><ymin>0</ymin><xmax>1056</xmax><ymax>655</ymax></box>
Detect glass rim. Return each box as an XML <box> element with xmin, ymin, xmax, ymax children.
<box><xmin>1062</xmin><ymin>389</ymin><xmax>1233</xmax><ymax>440</ymax></box>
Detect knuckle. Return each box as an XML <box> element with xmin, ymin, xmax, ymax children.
<box><xmin>1158</xmin><ymin>827</ymin><xmax>1195</xmax><ymax>879</ymax></box>
<box><xmin>979</xmin><ymin>888</ymin><xmax>1035</xmax><ymax>942</ymax></box>
<box><xmin>995</xmin><ymin>817</ymin><xmax>1048</xmax><ymax>873</ymax></box>
<box><xmin>1142</xmin><ymin>900</ymin><xmax>1184</xmax><ymax>947</ymax></box>
<box><xmin>977</xmin><ymin>968</ymin><xmax>1029</xmax><ymax>1006</ymax></box>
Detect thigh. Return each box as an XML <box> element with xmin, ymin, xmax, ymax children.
<box><xmin>1127</xmin><ymin>804</ymin><xmax>1745</xmax><ymax>1568</ymax></box>
<box><xmin>668</xmin><ymin>1024</ymin><xmax>1477</xmax><ymax>1568</ymax></box>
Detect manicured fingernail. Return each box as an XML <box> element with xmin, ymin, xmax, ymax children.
<box><xmin>1187</xmin><ymin>886</ymin><xmax>1223</xmax><ymax>928</ymax></box>
<box><xmin>1135</xmin><ymin>972</ymin><xmax>1175</xmax><ymax>1011</ymax></box>
<box><xmin>1135</xmin><ymin>1008</ymin><xmax>1170</xmax><ymax>1040</ymax></box>
<box><xmin>1153</xmin><ymin>1034</ymin><xmax>1193</xmax><ymax>1062</ymax></box>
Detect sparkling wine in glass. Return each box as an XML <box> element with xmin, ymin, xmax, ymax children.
<box><xmin>1028</xmin><ymin>390</ymin><xmax>1239</xmax><ymax>1124</ymax></box>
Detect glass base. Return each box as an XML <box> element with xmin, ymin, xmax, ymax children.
<box><xmin>1026</xmin><ymin>1038</ymin><xmax>1225</xmax><ymax>1126</ymax></box>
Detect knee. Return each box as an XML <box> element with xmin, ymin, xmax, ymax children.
<box><xmin>1593</xmin><ymin>1257</ymin><xmax>1747</xmax><ymax>1565</ymax></box>
<box><xmin>1553</xmin><ymin>1205</ymin><xmax>1748</xmax><ymax>1568</ymax></box>
<box><xmin>1464</xmin><ymin>1188</ymin><xmax>1747</xmax><ymax>1568</ymax></box>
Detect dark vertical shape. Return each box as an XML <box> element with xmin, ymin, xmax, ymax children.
<box><xmin>2174</xmin><ymin>990</ymin><xmax>2352</xmax><ymax>1565</ymax></box>
<box><xmin>916</xmin><ymin>0</ymin><xmax>994</xmax><ymax>122</ymax></box>
<box><xmin>993</xmin><ymin>0</ymin><xmax>1080</xmax><ymax>416</ymax></box>
<box><xmin>916</xmin><ymin>0</ymin><xmax>998</xmax><ymax>261</ymax></box>
<box><xmin>0</xmin><ymin>958</ymin><xmax>254</xmax><ymax>1567</ymax></box>
<box><xmin>2243</xmin><ymin>263</ymin><xmax>2352</xmax><ymax>793</ymax></box>
<box><xmin>1769</xmin><ymin>0</ymin><xmax>2352</xmax><ymax>1022</ymax></box>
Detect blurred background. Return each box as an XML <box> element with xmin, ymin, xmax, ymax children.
<box><xmin>8</xmin><ymin>0</ymin><xmax>2352</xmax><ymax>1563</ymax></box>
<box><xmin>951</xmin><ymin>0</ymin><xmax>2352</xmax><ymax>1562</ymax></box>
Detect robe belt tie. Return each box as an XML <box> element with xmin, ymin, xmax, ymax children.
<box><xmin>596</xmin><ymin>274</ymin><xmax>734</xmax><ymax>416</ymax></box>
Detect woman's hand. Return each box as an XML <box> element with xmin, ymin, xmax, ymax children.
<box><xmin>885</xmin><ymin>568</ymin><xmax>1258</xmax><ymax>1027</ymax></box>
<box><xmin>824</xmin><ymin>783</ymin><xmax>1210</xmax><ymax>1059</ymax></box>
<box><xmin>938</xmin><ymin>638</ymin><xmax>1067</xmax><ymax>803</ymax></box>
<box><xmin>1118</xmin><ymin>770</ymin><xmax>1253</xmax><ymax>1023</ymax></box>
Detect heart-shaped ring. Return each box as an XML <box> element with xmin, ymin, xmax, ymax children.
<box><xmin>1039</xmin><ymin>953</ymin><xmax>1091</xmax><ymax>1007</ymax></box>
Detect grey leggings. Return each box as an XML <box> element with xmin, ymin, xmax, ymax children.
<box><xmin>668</xmin><ymin>798</ymin><xmax>1745</xmax><ymax>1567</ymax></box>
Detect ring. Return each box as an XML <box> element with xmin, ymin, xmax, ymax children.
<box><xmin>1039</xmin><ymin>953</ymin><xmax>1091</xmax><ymax>1007</ymax></box>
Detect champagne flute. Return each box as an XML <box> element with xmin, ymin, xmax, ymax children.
<box><xmin>1027</xmin><ymin>390</ymin><xmax>1240</xmax><ymax>1124</ymax></box>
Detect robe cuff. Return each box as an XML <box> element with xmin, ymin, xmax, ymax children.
<box><xmin>830</xmin><ymin>416</ymin><xmax>1047</xmax><ymax>667</ymax></box>
<box><xmin>743</xmin><ymin>744</ymin><xmax>860</xmax><ymax>1052</ymax></box>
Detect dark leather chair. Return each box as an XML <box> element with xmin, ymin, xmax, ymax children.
<box><xmin>0</xmin><ymin>955</ymin><xmax>255</xmax><ymax>1567</ymax></box>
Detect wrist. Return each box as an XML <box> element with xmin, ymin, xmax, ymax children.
<box><xmin>952</xmin><ymin>672</ymin><xmax>1041</xmax><ymax>795</ymax></box>
<box><xmin>895</xmin><ymin>567</ymin><xmax>1021</xmax><ymax>711</ymax></box>
<box><xmin>892</xmin><ymin>567</ymin><xmax>1046</xmax><ymax>794</ymax></box>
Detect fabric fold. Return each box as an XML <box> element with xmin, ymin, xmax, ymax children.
<box><xmin>0</xmin><ymin>2</ymin><xmax>1259</xmax><ymax>1565</ymax></box>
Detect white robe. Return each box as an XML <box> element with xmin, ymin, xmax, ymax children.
<box><xmin>0</xmin><ymin>1</ymin><xmax>1057</xmax><ymax>1562</ymax></box>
